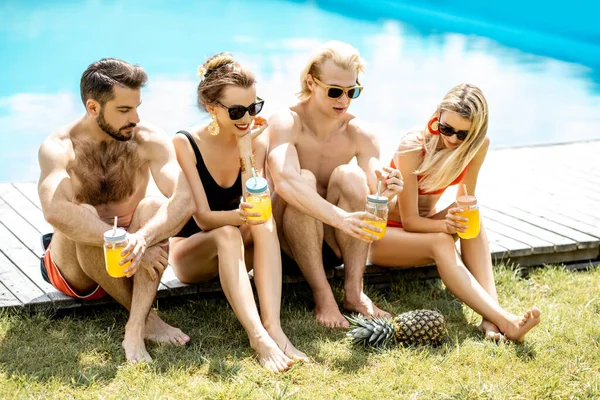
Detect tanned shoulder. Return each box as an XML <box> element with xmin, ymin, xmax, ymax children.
<box><xmin>135</xmin><ymin>122</ymin><xmax>173</xmax><ymax>161</ymax></box>
<box><xmin>39</xmin><ymin>126</ymin><xmax>75</xmax><ymax>169</ymax></box>
<box><xmin>267</xmin><ymin>109</ymin><xmax>301</xmax><ymax>145</ymax></box>
<box><xmin>347</xmin><ymin>118</ymin><xmax>379</xmax><ymax>154</ymax></box>
<box><xmin>472</xmin><ymin>135</ymin><xmax>490</xmax><ymax>164</ymax></box>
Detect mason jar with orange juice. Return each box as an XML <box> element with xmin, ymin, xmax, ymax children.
<box><xmin>455</xmin><ymin>195</ymin><xmax>480</xmax><ymax>239</ymax></box>
<box><xmin>362</xmin><ymin>194</ymin><xmax>388</xmax><ymax>240</ymax></box>
<box><xmin>103</xmin><ymin>228</ymin><xmax>131</xmax><ymax>278</ymax></box>
<box><xmin>245</xmin><ymin>175</ymin><xmax>272</xmax><ymax>222</ymax></box>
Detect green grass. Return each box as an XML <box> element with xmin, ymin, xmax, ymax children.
<box><xmin>0</xmin><ymin>265</ymin><xmax>599</xmax><ymax>399</ymax></box>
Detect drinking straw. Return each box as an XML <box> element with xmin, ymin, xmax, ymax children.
<box><xmin>113</xmin><ymin>216</ymin><xmax>118</xmax><ymax>236</ymax></box>
<box><xmin>463</xmin><ymin>184</ymin><xmax>469</xmax><ymax>197</ymax></box>
<box><xmin>251</xmin><ymin>167</ymin><xmax>258</xmax><ymax>185</ymax></box>
<box><xmin>375</xmin><ymin>180</ymin><xmax>382</xmax><ymax>214</ymax></box>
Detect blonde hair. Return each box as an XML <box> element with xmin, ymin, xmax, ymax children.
<box><xmin>407</xmin><ymin>84</ymin><xmax>488</xmax><ymax>193</ymax></box>
<box><xmin>197</xmin><ymin>52</ymin><xmax>255</xmax><ymax>112</ymax></box>
<box><xmin>297</xmin><ymin>40</ymin><xmax>365</xmax><ymax>100</ymax></box>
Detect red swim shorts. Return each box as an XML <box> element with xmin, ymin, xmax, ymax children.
<box><xmin>41</xmin><ymin>245</ymin><xmax>107</xmax><ymax>300</ymax></box>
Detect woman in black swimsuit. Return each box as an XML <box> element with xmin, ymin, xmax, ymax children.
<box><xmin>170</xmin><ymin>53</ymin><xmax>307</xmax><ymax>372</ymax></box>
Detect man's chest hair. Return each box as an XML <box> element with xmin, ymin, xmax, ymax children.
<box><xmin>70</xmin><ymin>139</ymin><xmax>144</xmax><ymax>206</ymax></box>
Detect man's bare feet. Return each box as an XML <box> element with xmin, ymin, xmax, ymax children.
<box><xmin>266</xmin><ymin>326</ymin><xmax>309</xmax><ymax>362</ymax></box>
<box><xmin>123</xmin><ymin>324</ymin><xmax>152</xmax><ymax>363</ymax></box>
<box><xmin>478</xmin><ymin>319</ymin><xmax>506</xmax><ymax>342</ymax></box>
<box><xmin>249</xmin><ymin>333</ymin><xmax>294</xmax><ymax>373</ymax></box>
<box><xmin>502</xmin><ymin>307</ymin><xmax>541</xmax><ymax>343</ymax></box>
<box><xmin>343</xmin><ymin>292</ymin><xmax>391</xmax><ymax>319</ymax></box>
<box><xmin>145</xmin><ymin>311</ymin><xmax>190</xmax><ymax>346</ymax></box>
<box><xmin>313</xmin><ymin>289</ymin><xmax>349</xmax><ymax>328</ymax></box>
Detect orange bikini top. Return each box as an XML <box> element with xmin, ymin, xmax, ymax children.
<box><xmin>389</xmin><ymin>158</ymin><xmax>467</xmax><ymax>196</ymax></box>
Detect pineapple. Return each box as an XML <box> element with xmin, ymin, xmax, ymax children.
<box><xmin>346</xmin><ymin>309</ymin><xmax>447</xmax><ymax>348</ymax></box>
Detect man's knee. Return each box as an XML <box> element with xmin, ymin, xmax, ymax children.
<box><xmin>329</xmin><ymin>164</ymin><xmax>368</xmax><ymax>202</ymax></box>
<box><xmin>129</xmin><ymin>196</ymin><xmax>167</xmax><ymax>231</ymax></box>
<box><xmin>299</xmin><ymin>169</ymin><xmax>318</xmax><ymax>190</ymax></box>
<box><xmin>80</xmin><ymin>204</ymin><xmax>99</xmax><ymax>217</ymax></box>
<box><xmin>279</xmin><ymin>169</ymin><xmax>319</xmax><ymax>221</ymax></box>
<box><xmin>137</xmin><ymin>196</ymin><xmax>167</xmax><ymax>214</ymax></box>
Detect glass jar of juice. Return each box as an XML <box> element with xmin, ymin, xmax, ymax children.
<box><xmin>362</xmin><ymin>194</ymin><xmax>388</xmax><ymax>240</ymax></box>
<box><xmin>245</xmin><ymin>176</ymin><xmax>272</xmax><ymax>221</ymax></box>
<box><xmin>104</xmin><ymin>228</ymin><xmax>131</xmax><ymax>278</ymax></box>
<box><xmin>456</xmin><ymin>195</ymin><xmax>480</xmax><ymax>239</ymax></box>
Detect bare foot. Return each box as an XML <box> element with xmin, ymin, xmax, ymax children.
<box><xmin>478</xmin><ymin>319</ymin><xmax>506</xmax><ymax>342</ymax></box>
<box><xmin>145</xmin><ymin>311</ymin><xmax>190</xmax><ymax>346</ymax></box>
<box><xmin>343</xmin><ymin>293</ymin><xmax>391</xmax><ymax>319</ymax></box>
<box><xmin>250</xmin><ymin>334</ymin><xmax>294</xmax><ymax>373</ymax></box>
<box><xmin>503</xmin><ymin>307</ymin><xmax>541</xmax><ymax>343</ymax></box>
<box><xmin>123</xmin><ymin>324</ymin><xmax>152</xmax><ymax>363</ymax></box>
<box><xmin>314</xmin><ymin>305</ymin><xmax>349</xmax><ymax>329</ymax></box>
<box><xmin>267</xmin><ymin>326</ymin><xmax>309</xmax><ymax>362</ymax></box>
<box><xmin>313</xmin><ymin>289</ymin><xmax>349</xmax><ymax>328</ymax></box>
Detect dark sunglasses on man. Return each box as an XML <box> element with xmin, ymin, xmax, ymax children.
<box><xmin>438</xmin><ymin>111</ymin><xmax>469</xmax><ymax>141</ymax></box>
<box><xmin>313</xmin><ymin>77</ymin><xmax>363</xmax><ymax>99</ymax></box>
<box><xmin>217</xmin><ymin>97</ymin><xmax>265</xmax><ymax>120</ymax></box>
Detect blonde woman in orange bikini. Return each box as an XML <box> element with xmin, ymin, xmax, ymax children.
<box><xmin>369</xmin><ymin>84</ymin><xmax>541</xmax><ymax>342</ymax></box>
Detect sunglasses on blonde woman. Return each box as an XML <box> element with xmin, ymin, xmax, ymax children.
<box><xmin>438</xmin><ymin>112</ymin><xmax>470</xmax><ymax>141</ymax></box>
<box><xmin>313</xmin><ymin>77</ymin><xmax>363</xmax><ymax>99</ymax></box>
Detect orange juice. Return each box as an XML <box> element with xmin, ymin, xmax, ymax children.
<box><xmin>362</xmin><ymin>219</ymin><xmax>387</xmax><ymax>240</ymax></box>
<box><xmin>456</xmin><ymin>208</ymin><xmax>480</xmax><ymax>239</ymax></box>
<box><xmin>247</xmin><ymin>195</ymin><xmax>272</xmax><ymax>221</ymax></box>
<box><xmin>104</xmin><ymin>245</ymin><xmax>130</xmax><ymax>278</ymax></box>
<box><xmin>104</xmin><ymin>227</ymin><xmax>129</xmax><ymax>278</ymax></box>
<box><xmin>363</xmin><ymin>194</ymin><xmax>389</xmax><ymax>241</ymax></box>
<box><xmin>245</xmin><ymin>175</ymin><xmax>271</xmax><ymax>222</ymax></box>
<box><xmin>456</xmin><ymin>195</ymin><xmax>480</xmax><ymax>239</ymax></box>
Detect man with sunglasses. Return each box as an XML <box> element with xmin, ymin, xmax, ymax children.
<box><xmin>267</xmin><ymin>41</ymin><xmax>404</xmax><ymax>328</ymax></box>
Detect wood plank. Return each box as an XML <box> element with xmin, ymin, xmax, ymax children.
<box><xmin>484</xmin><ymin>189</ymin><xmax>600</xmax><ymax>227</ymax></box>
<box><xmin>160</xmin><ymin>264</ymin><xmax>197</xmax><ymax>295</ymax></box>
<box><xmin>0</xmin><ymin>249</ymin><xmax>47</xmax><ymax>306</ymax></box>
<box><xmin>487</xmin><ymin>241</ymin><xmax>510</xmax><ymax>259</ymax></box>
<box><xmin>485</xmin><ymin>204</ymin><xmax>599</xmax><ymax>248</ymax></box>
<box><xmin>480</xmin><ymin>165</ymin><xmax>587</xmax><ymax>200</ymax></box>
<box><xmin>0</xmin><ymin>200</ymin><xmax>43</xmax><ymax>255</ymax></box>
<box><xmin>0</xmin><ymin>222</ymin><xmax>75</xmax><ymax>308</ymax></box>
<box><xmin>0</xmin><ymin>183</ymin><xmax>53</xmax><ymax>235</ymax></box>
<box><xmin>522</xmin><ymin>196</ymin><xmax>600</xmax><ymax>228</ymax></box>
<box><xmin>0</xmin><ymin>276</ymin><xmax>21</xmax><ymax>308</ymax></box>
<box><xmin>509</xmin><ymin>200</ymin><xmax>600</xmax><ymax>235</ymax></box>
<box><xmin>482</xmin><ymin>218</ymin><xmax>553</xmax><ymax>254</ymax></box>
<box><xmin>12</xmin><ymin>182</ymin><xmax>42</xmax><ymax>210</ymax></box>
<box><xmin>479</xmin><ymin>223</ymin><xmax>533</xmax><ymax>257</ymax></box>
<box><xmin>481</xmin><ymin>207</ymin><xmax>578</xmax><ymax>252</ymax></box>
<box><xmin>512</xmin><ymin>205</ymin><xmax>600</xmax><ymax>239</ymax></box>
<box><xmin>510</xmin><ymin>179</ymin><xmax>600</xmax><ymax>211</ymax></box>
<box><xmin>516</xmin><ymin>153</ymin><xmax>600</xmax><ymax>196</ymax></box>
<box><xmin>526</xmin><ymin>177</ymin><xmax>600</xmax><ymax>204</ymax></box>
<box><xmin>508</xmin><ymin>247</ymin><xmax>599</xmax><ymax>268</ymax></box>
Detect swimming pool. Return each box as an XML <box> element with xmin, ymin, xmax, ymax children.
<box><xmin>1</xmin><ymin>0</ymin><xmax>599</xmax><ymax>182</ymax></box>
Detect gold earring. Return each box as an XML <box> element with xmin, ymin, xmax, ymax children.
<box><xmin>208</xmin><ymin>113</ymin><xmax>220</xmax><ymax>136</ymax></box>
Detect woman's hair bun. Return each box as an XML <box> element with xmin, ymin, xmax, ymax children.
<box><xmin>203</xmin><ymin>52</ymin><xmax>236</xmax><ymax>70</ymax></box>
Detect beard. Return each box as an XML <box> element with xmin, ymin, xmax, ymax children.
<box><xmin>97</xmin><ymin>109</ymin><xmax>136</xmax><ymax>142</ymax></box>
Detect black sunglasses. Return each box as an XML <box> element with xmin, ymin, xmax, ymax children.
<box><xmin>438</xmin><ymin>112</ymin><xmax>469</xmax><ymax>141</ymax></box>
<box><xmin>313</xmin><ymin>77</ymin><xmax>363</xmax><ymax>99</ymax></box>
<box><xmin>217</xmin><ymin>98</ymin><xmax>264</xmax><ymax>120</ymax></box>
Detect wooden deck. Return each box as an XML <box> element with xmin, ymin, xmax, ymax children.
<box><xmin>0</xmin><ymin>140</ymin><xmax>598</xmax><ymax>310</ymax></box>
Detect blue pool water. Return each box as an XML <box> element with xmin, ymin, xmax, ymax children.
<box><xmin>1</xmin><ymin>0</ymin><xmax>600</xmax><ymax>182</ymax></box>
